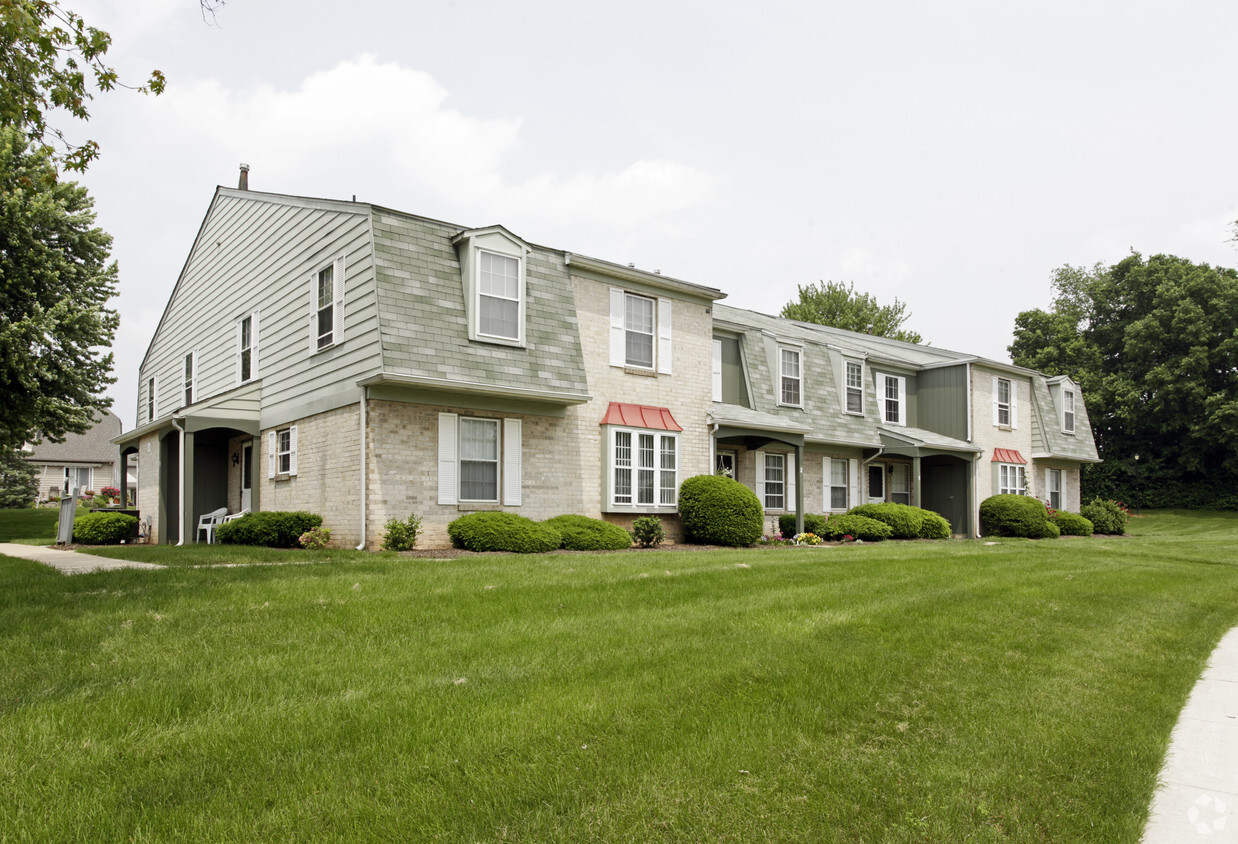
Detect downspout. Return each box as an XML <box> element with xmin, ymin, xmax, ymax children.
<box><xmin>356</xmin><ymin>388</ymin><xmax>367</xmax><ymax>551</ymax></box>
<box><xmin>172</xmin><ymin>415</ymin><xmax>186</xmax><ymax>546</ymax></box>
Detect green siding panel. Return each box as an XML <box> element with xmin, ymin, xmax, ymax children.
<box><xmin>918</xmin><ymin>365</ymin><xmax>969</xmax><ymax>441</ymax></box>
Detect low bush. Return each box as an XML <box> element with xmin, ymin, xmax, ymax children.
<box><xmin>918</xmin><ymin>512</ymin><xmax>953</xmax><ymax>540</ymax></box>
<box><xmin>846</xmin><ymin>503</ymin><xmax>926</xmax><ymax>539</ymax></box>
<box><xmin>545</xmin><ymin>515</ymin><xmax>632</xmax><ymax>551</ymax></box>
<box><xmin>1038</xmin><ymin>519</ymin><xmax>1062</xmax><ymax>539</ymax></box>
<box><xmin>778</xmin><ymin>513</ymin><xmax>829</xmax><ymax>538</ymax></box>
<box><xmin>631</xmin><ymin>516</ymin><xmax>665</xmax><ymax>548</ymax></box>
<box><xmin>1051</xmin><ymin>511</ymin><xmax>1094</xmax><ymax>536</ymax></box>
<box><xmin>448</xmin><ymin>512</ymin><xmax>562</xmax><ymax>554</ymax></box>
<box><xmin>72</xmin><ymin>511</ymin><xmax>137</xmax><ymax>545</ymax></box>
<box><xmin>820</xmin><ymin>514</ymin><xmax>893</xmax><ymax>542</ymax></box>
<box><xmin>1081</xmin><ymin>498</ymin><xmax>1129</xmax><ymax>535</ymax></box>
<box><xmin>678</xmin><ymin>475</ymin><xmax>763</xmax><ymax>547</ymax></box>
<box><xmin>298</xmin><ymin>526</ymin><xmax>331</xmax><ymax>549</ymax></box>
<box><xmin>979</xmin><ymin>494</ymin><xmax>1053</xmax><ymax>539</ymax></box>
<box><xmin>215</xmin><ymin>511</ymin><xmax>323</xmax><ymax>548</ymax></box>
<box><xmin>381</xmin><ymin>513</ymin><xmax>423</xmax><ymax>552</ymax></box>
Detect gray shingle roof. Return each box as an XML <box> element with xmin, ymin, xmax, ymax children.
<box><xmin>25</xmin><ymin>411</ymin><xmax>121</xmax><ymax>463</ymax></box>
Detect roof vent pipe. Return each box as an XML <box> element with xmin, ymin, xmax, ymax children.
<box><xmin>238</xmin><ymin>163</ymin><xmax>249</xmax><ymax>190</ymax></box>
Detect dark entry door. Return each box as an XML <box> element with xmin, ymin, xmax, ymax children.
<box><xmin>921</xmin><ymin>456</ymin><xmax>968</xmax><ymax>536</ymax></box>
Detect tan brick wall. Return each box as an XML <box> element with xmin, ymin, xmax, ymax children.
<box><xmin>1032</xmin><ymin>460</ymin><xmax>1083</xmax><ymax>513</ymax></box>
<box><xmin>135</xmin><ymin>432</ymin><xmax>162</xmax><ymax>544</ymax></box>
<box><xmin>971</xmin><ymin>367</ymin><xmax>1036</xmax><ymax>504</ymax></box>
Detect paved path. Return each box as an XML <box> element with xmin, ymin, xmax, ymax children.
<box><xmin>0</xmin><ymin>543</ymin><xmax>163</xmax><ymax>574</ymax></box>
<box><xmin>1143</xmin><ymin>626</ymin><xmax>1238</xmax><ymax>842</ymax></box>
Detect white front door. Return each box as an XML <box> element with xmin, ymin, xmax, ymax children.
<box><xmin>241</xmin><ymin>442</ymin><xmax>253</xmax><ymax>511</ymax></box>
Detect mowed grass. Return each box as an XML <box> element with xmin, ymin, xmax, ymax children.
<box><xmin>2</xmin><ymin>513</ymin><xmax>1238</xmax><ymax>841</ymax></box>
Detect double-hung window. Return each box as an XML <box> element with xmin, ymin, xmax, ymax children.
<box><xmin>478</xmin><ymin>250</ymin><xmax>521</xmax><ymax>341</ymax></box>
<box><xmin>996</xmin><ymin>378</ymin><xmax>1011</xmax><ymax>426</ymax></box>
<box><xmin>779</xmin><ymin>347</ymin><xmax>802</xmax><ymax>407</ymax></box>
<box><xmin>625</xmin><ymin>293</ymin><xmax>655</xmax><ymax>369</ymax></box>
<box><xmin>845</xmin><ymin>360</ymin><xmax>863</xmax><ymax>414</ymax></box>
<box><xmin>310</xmin><ymin>256</ymin><xmax>345</xmax><ymax>352</ymax></box>
<box><xmin>1047</xmin><ymin>468</ymin><xmax>1062</xmax><ymax>510</ymax></box>
<box><xmin>237</xmin><ymin>313</ymin><xmax>258</xmax><ymax>385</ymax></box>
<box><xmin>609</xmin><ymin>288</ymin><xmax>672</xmax><ymax>374</ymax></box>
<box><xmin>611</xmin><ymin>428</ymin><xmax>678</xmax><ymax>508</ymax></box>
<box><xmin>183</xmin><ymin>351</ymin><xmax>196</xmax><ymax>406</ymax></box>
<box><xmin>827</xmin><ymin>458</ymin><xmax>848</xmax><ymax>511</ymax></box>
<box><xmin>437</xmin><ymin>413</ymin><xmax>522</xmax><ymax>506</ymax></box>
<box><xmin>459</xmin><ymin>418</ymin><xmax>500</xmax><ymax>502</ymax></box>
<box><xmin>763</xmin><ymin>453</ymin><xmax>785</xmax><ymax>510</ymax></box>
<box><xmin>998</xmin><ymin>463</ymin><xmax>1025</xmax><ymax>496</ymax></box>
<box><xmin>268</xmin><ymin>426</ymin><xmax>298</xmax><ymax>478</ymax></box>
<box><xmin>316</xmin><ymin>265</ymin><xmax>334</xmax><ymax>350</ymax></box>
<box><xmin>880</xmin><ymin>374</ymin><xmax>906</xmax><ymax>425</ymax></box>
<box><xmin>1063</xmin><ymin>390</ymin><xmax>1076</xmax><ymax>433</ymax></box>
<box><xmin>891</xmin><ymin>464</ymin><xmax>911</xmax><ymax>505</ymax></box>
<box><xmin>147</xmin><ymin>376</ymin><xmax>156</xmax><ymax>423</ymax></box>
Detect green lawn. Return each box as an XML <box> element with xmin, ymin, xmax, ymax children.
<box><xmin>0</xmin><ymin>506</ymin><xmax>64</xmax><ymax>544</ymax></box>
<box><xmin>2</xmin><ymin>512</ymin><xmax>1238</xmax><ymax>841</ymax></box>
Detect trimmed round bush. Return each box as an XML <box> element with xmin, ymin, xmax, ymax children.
<box><xmin>544</xmin><ymin>515</ymin><xmax>632</xmax><ymax>551</ymax></box>
<box><xmin>846</xmin><ymin>503</ymin><xmax>926</xmax><ymax>539</ymax></box>
<box><xmin>448</xmin><ymin>512</ymin><xmax>562</xmax><ymax>553</ymax></box>
<box><xmin>1080</xmin><ymin>498</ymin><xmax>1128</xmax><ymax>535</ymax></box>
<box><xmin>215</xmin><ymin>511</ymin><xmax>323</xmax><ymax>548</ymax></box>
<box><xmin>820</xmin><ymin>513</ymin><xmax>893</xmax><ymax>542</ymax></box>
<box><xmin>677</xmin><ymin>475</ymin><xmax>763</xmax><ymax>547</ymax></box>
<box><xmin>918</xmin><ymin>511</ymin><xmax>952</xmax><ymax>540</ymax></box>
<box><xmin>73</xmin><ymin>512</ymin><xmax>137</xmax><ymax>545</ymax></box>
<box><xmin>1037</xmin><ymin>519</ymin><xmax>1062</xmax><ymax>539</ymax></box>
<box><xmin>778</xmin><ymin>513</ymin><xmax>829</xmax><ymax>538</ymax></box>
<box><xmin>1051</xmin><ymin>511</ymin><xmax>1094</xmax><ymax>536</ymax></box>
<box><xmin>979</xmin><ymin>494</ymin><xmax>1052</xmax><ymax>538</ymax></box>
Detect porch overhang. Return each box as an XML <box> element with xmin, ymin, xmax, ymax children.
<box><xmin>357</xmin><ymin>372</ymin><xmax>590</xmax><ymax>406</ymax></box>
<box><xmin>709</xmin><ymin>405</ymin><xmax>809</xmax><ymax>450</ymax></box>
<box><xmin>1030</xmin><ymin>451</ymin><xmax>1104</xmax><ymax>464</ymax></box>
<box><xmin>877</xmin><ymin>425</ymin><xmax>982</xmax><ymax>459</ymax></box>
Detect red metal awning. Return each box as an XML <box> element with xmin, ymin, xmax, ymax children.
<box><xmin>599</xmin><ymin>402</ymin><xmax>683</xmax><ymax>432</ymax></box>
<box><xmin>992</xmin><ymin>448</ymin><xmax>1027</xmax><ymax>464</ymax></box>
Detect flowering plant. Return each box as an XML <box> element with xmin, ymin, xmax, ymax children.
<box><xmin>794</xmin><ymin>532</ymin><xmax>823</xmax><ymax>546</ymax></box>
<box><xmin>843</xmin><ymin>534</ymin><xmax>854</xmax><ymax>542</ymax></box>
<box><xmin>100</xmin><ymin>486</ymin><xmax>121</xmax><ymax>499</ymax></box>
<box><xmin>298</xmin><ymin>526</ymin><xmax>331</xmax><ymax>549</ymax></box>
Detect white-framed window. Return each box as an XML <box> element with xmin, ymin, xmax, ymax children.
<box><xmin>1063</xmin><ymin>389</ymin><xmax>1076</xmax><ymax>433</ymax></box>
<box><xmin>237</xmin><ymin>312</ymin><xmax>259</xmax><ymax>385</ymax></box>
<box><xmin>992</xmin><ymin>375</ymin><xmax>1018</xmax><ymax>429</ymax></box>
<box><xmin>779</xmin><ymin>347</ymin><xmax>802</xmax><ymax>407</ymax></box>
<box><xmin>609</xmin><ymin>427</ymin><xmax>678</xmax><ymax>508</ymax></box>
<box><xmin>437</xmin><ymin>413</ymin><xmax>522</xmax><ymax>506</ymax></box>
<box><xmin>879</xmin><ymin>374</ymin><xmax>907</xmax><ymax>426</ymax></box>
<box><xmin>609</xmin><ymin>288</ymin><xmax>672</xmax><ymax>374</ymax></box>
<box><xmin>146</xmin><ymin>375</ymin><xmax>156</xmax><ymax>423</ymax></box>
<box><xmin>309</xmin><ymin>256</ymin><xmax>345</xmax><ymax>353</ymax></box>
<box><xmin>827</xmin><ymin>457</ymin><xmax>848</xmax><ymax>511</ymax></box>
<box><xmin>998</xmin><ymin>463</ymin><xmax>1025</xmax><ymax>496</ymax></box>
<box><xmin>845</xmin><ymin>360</ymin><xmax>864</xmax><ymax>415</ymax></box>
<box><xmin>763</xmin><ymin>452</ymin><xmax>785</xmax><ymax>510</ymax></box>
<box><xmin>183</xmin><ymin>351</ymin><xmax>196</xmax><ymax>406</ymax></box>
<box><xmin>1047</xmin><ymin>468</ymin><xmax>1062</xmax><ymax>510</ymax></box>
<box><xmin>477</xmin><ymin>250</ymin><xmax>521</xmax><ymax>342</ymax></box>
<box><xmin>891</xmin><ymin>464</ymin><xmax>911</xmax><ymax>505</ymax></box>
<box><xmin>715</xmin><ymin>450</ymin><xmax>736</xmax><ymax>479</ymax></box>
<box><xmin>64</xmin><ymin>466</ymin><xmax>92</xmax><ymax>494</ymax></box>
<box><xmin>996</xmin><ymin>378</ymin><xmax>1011</xmax><ymax>427</ymax></box>
<box><xmin>268</xmin><ymin>426</ymin><xmax>298</xmax><ymax>478</ymax></box>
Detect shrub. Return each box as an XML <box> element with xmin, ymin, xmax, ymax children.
<box><xmin>820</xmin><ymin>514</ymin><xmax>893</xmax><ymax>542</ymax></box>
<box><xmin>1037</xmin><ymin>519</ymin><xmax>1062</xmax><ymax>539</ymax></box>
<box><xmin>298</xmin><ymin>526</ymin><xmax>331</xmax><ymax>549</ymax></box>
<box><xmin>1051</xmin><ymin>511</ymin><xmax>1094</xmax><ymax>536</ymax></box>
<box><xmin>381</xmin><ymin>512</ymin><xmax>423</xmax><ymax>552</ymax></box>
<box><xmin>1081</xmin><ymin>498</ymin><xmax>1129</xmax><ymax>535</ymax></box>
<box><xmin>778</xmin><ymin>513</ymin><xmax>829</xmax><ymax>538</ymax></box>
<box><xmin>979</xmin><ymin>494</ymin><xmax>1053</xmax><ymax>538</ymax></box>
<box><xmin>72</xmin><ymin>512</ymin><xmax>137</xmax><ymax>545</ymax></box>
<box><xmin>631</xmin><ymin>516</ymin><xmax>665</xmax><ymax>548</ymax></box>
<box><xmin>846</xmin><ymin>503</ymin><xmax>926</xmax><ymax>539</ymax></box>
<box><xmin>447</xmin><ymin>512</ymin><xmax>562</xmax><ymax>554</ymax></box>
<box><xmin>215</xmin><ymin>511</ymin><xmax>323</xmax><ymax>548</ymax></box>
<box><xmin>544</xmin><ymin>515</ymin><xmax>632</xmax><ymax>551</ymax></box>
<box><xmin>678</xmin><ymin>475</ymin><xmax>763</xmax><ymax>546</ymax></box>
<box><xmin>918</xmin><ymin>511</ymin><xmax>952</xmax><ymax>540</ymax></box>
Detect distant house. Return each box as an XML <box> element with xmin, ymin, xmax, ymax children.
<box><xmin>26</xmin><ymin>411</ymin><xmax>127</xmax><ymax>502</ymax></box>
<box><xmin>115</xmin><ymin>175</ymin><xmax>1100</xmax><ymax>546</ymax></box>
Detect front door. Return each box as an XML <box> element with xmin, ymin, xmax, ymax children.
<box><xmin>241</xmin><ymin>442</ymin><xmax>253</xmax><ymax>512</ymax></box>
<box><xmin>715</xmin><ymin>450</ymin><xmax>737</xmax><ymax>480</ymax></box>
<box><xmin>867</xmin><ymin>464</ymin><xmax>885</xmax><ymax>504</ymax></box>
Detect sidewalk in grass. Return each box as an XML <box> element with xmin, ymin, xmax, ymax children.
<box><xmin>1143</xmin><ymin>626</ymin><xmax>1238</xmax><ymax>842</ymax></box>
<box><xmin>0</xmin><ymin>543</ymin><xmax>164</xmax><ymax>574</ymax></box>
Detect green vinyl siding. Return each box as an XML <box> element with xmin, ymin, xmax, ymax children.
<box><xmin>918</xmin><ymin>365</ymin><xmax>969</xmax><ymax>441</ymax></box>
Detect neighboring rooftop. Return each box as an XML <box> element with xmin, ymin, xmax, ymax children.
<box><xmin>25</xmin><ymin>411</ymin><xmax>122</xmax><ymax>463</ymax></box>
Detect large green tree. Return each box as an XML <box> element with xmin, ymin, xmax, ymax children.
<box><xmin>781</xmin><ymin>281</ymin><xmax>923</xmax><ymax>343</ymax></box>
<box><xmin>1011</xmin><ymin>254</ymin><xmax>1238</xmax><ymax>508</ymax></box>
<box><xmin>0</xmin><ymin>447</ymin><xmax>39</xmax><ymax>507</ymax></box>
<box><xmin>0</xmin><ymin>126</ymin><xmax>118</xmax><ymax>451</ymax></box>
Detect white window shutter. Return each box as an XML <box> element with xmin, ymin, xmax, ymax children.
<box><xmin>251</xmin><ymin>311</ymin><xmax>260</xmax><ymax>379</ymax></box>
<box><xmin>308</xmin><ymin>274</ymin><xmax>317</xmax><ymax>354</ymax></box>
<box><xmin>268</xmin><ymin>431</ymin><xmax>277</xmax><ymax>479</ymax></box>
<box><xmin>609</xmin><ymin>287</ymin><xmax>626</xmax><ymax>367</ymax></box>
<box><xmin>190</xmin><ymin>350</ymin><xmax>198</xmax><ymax>404</ymax></box>
<box><xmin>897</xmin><ymin>377</ymin><xmax>907</xmax><ymax>426</ymax></box>
<box><xmin>438</xmin><ymin>413</ymin><xmax>459</xmax><ymax>505</ymax></box>
<box><xmin>503</xmin><ymin>418</ymin><xmax>522</xmax><ymax>506</ymax></box>
<box><xmin>333</xmin><ymin>255</ymin><xmax>346</xmax><ymax>344</ymax></box>
<box><xmin>822</xmin><ymin>457</ymin><xmax>829</xmax><ymax>510</ymax></box>
<box><xmin>235</xmin><ymin>320</ymin><xmax>243</xmax><ymax>385</ymax></box>
<box><xmin>786</xmin><ymin>453</ymin><xmax>796</xmax><ymax>511</ymax></box>
<box><xmin>992</xmin><ymin>376</ymin><xmax>1000</xmax><ymax>426</ymax></box>
<box><xmin>755</xmin><ymin>450</ymin><xmax>765</xmax><ymax>506</ymax></box>
<box><xmin>1011</xmin><ymin>382</ymin><xmax>1019</xmax><ymax>430</ymax></box>
<box><xmin>657</xmin><ymin>297</ymin><xmax>673</xmax><ymax>375</ymax></box>
<box><xmin>288</xmin><ymin>425</ymin><xmax>298</xmax><ymax>476</ymax></box>
<box><xmin>712</xmin><ymin>339</ymin><xmax>722</xmax><ymax>402</ymax></box>
<box><xmin>848</xmin><ymin>458</ymin><xmax>859</xmax><ymax>509</ymax></box>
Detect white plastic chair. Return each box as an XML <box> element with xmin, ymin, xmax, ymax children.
<box><xmin>222</xmin><ymin>509</ymin><xmax>250</xmax><ymax>524</ymax></box>
<box><xmin>196</xmin><ymin>507</ymin><xmax>229</xmax><ymax>544</ymax></box>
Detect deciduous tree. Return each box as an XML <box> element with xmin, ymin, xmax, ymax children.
<box><xmin>781</xmin><ymin>281</ymin><xmax>923</xmax><ymax>344</ymax></box>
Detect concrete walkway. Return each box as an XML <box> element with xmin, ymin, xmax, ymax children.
<box><xmin>1143</xmin><ymin>626</ymin><xmax>1238</xmax><ymax>842</ymax></box>
<box><xmin>0</xmin><ymin>543</ymin><xmax>163</xmax><ymax>574</ymax></box>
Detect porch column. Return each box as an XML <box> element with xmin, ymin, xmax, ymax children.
<box><xmin>181</xmin><ymin>429</ymin><xmax>196</xmax><ymax>544</ymax></box>
<box><xmin>912</xmin><ymin>456</ymin><xmax>922</xmax><ymax>508</ymax></box>
<box><xmin>794</xmin><ymin>443</ymin><xmax>804</xmax><ymax>536</ymax></box>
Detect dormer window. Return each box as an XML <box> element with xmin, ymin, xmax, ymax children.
<box><xmin>478</xmin><ymin>250</ymin><xmax>521</xmax><ymax>341</ymax></box>
<box><xmin>1063</xmin><ymin>389</ymin><xmax>1076</xmax><ymax>433</ymax></box>
<box><xmin>778</xmin><ymin>347</ymin><xmax>802</xmax><ymax>407</ymax></box>
<box><xmin>454</xmin><ymin>227</ymin><xmax>529</xmax><ymax>348</ymax></box>
<box><xmin>845</xmin><ymin>359</ymin><xmax>863</xmax><ymax>414</ymax></box>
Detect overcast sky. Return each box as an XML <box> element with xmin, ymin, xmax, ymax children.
<box><xmin>66</xmin><ymin>0</ymin><xmax>1238</xmax><ymax>431</ymax></box>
